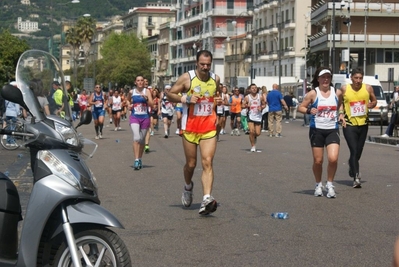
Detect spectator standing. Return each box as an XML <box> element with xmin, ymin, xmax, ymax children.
<box><xmin>261</xmin><ymin>86</ymin><xmax>269</xmax><ymax>132</ymax></box>
<box><xmin>381</xmin><ymin>86</ymin><xmax>399</xmax><ymax>138</ymax></box>
<box><xmin>283</xmin><ymin>92</ymin><xmax>293</xmax><ymax>122</ymax></box>
<box><xmin>266</xmin><ymin>83</ymin><xmax>288</xmax><ymax>137</ymax></box>
<box><xmin>340</xmin><ymin>68</ymin><xmax>377</xmax><ymax>188</ymax></box>
<box><xmin>167</xmin><ymin>50</ymin><xmax>222</xmax><ymax>215</ymax></box>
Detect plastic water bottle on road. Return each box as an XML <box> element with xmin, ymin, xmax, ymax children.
<box><xmin>271</xmin><ymin>212</ymin><xmax>289</xmax><ymax>219</ymax></box>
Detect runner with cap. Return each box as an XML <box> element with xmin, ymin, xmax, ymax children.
<box><xmin>298</xmin><ymin>67</ymin><xmax>343</xmax><ymax>198</ymax></box>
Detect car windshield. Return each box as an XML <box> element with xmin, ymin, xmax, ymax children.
<box><xmin>15</xmin><ymin>50</ymin><xmax>73</xmax><ymax>123</ymax></box>
<box><xmin>372</xmin><ymin>86</ymin><xmax>385</xmax><ymax>100</ymax></box>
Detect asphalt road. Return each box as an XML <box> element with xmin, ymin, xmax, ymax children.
<box><xmin>2</xmin><ymin>118</ymin><xmax>399</xmax><ymax>267</ymax></box>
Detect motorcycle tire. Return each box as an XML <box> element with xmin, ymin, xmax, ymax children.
<box><xmin>52</xmin><ymin>227</ymin><xmax>131</xmax><ymax>267</ymax></box>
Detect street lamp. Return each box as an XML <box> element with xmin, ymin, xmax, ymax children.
<box><xmin>341</xmin><ymin>0</ymin><xmax>351</xmax><ymax>74</ymax></box>
<box><xmin>249</xmin><ymin>8</ymin><xmax>259</xmax><ymax>84</ymax></box>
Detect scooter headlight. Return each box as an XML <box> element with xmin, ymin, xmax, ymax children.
<box><xmin>38</xmin><ymin>150</ymin><xmax>96</xmax><ymax>192</ymax></box>
<box><xmin>55</xmin><ymin>122</ymin><xmax>79</xmax><ymax>146</ymax></box>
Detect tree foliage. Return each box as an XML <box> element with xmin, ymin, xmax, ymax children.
<box><xmin>0</xmin><ymin>29</ymin><xmax>30</xmax><ymax>84</ymax></box>
<box><xmin>97</xmin><ymin>33</ymin><xmax>151</xmax><ymax>87</ymax></box>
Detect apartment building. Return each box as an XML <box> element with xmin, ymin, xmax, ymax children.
<box><xmin>122</xmin><ymin>2</ymin><xmax>175</xmax><ymax>38</ymax></box>
<box><xmin>310</xmin><ymin>0</ymin><xmax>399</xmax><ymax>84</ymax></box>
<box><xmin>17</xmin><ymin>17</ymin><xmax>39</xmax><ymax>32</ymax></box>
<box><xmin>169</xmin><ymin>0</ymin><xmax>254</xmax><ymax>85</ymax></box>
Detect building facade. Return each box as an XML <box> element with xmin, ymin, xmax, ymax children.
<box><xmin>310</xmin><ymin>0</ymin><xmax>399</xmax><ymax>84</ymax></box>
<box><xmin>17</xmin><ymin>17</ymin><xmax>39</xmax><ymax>32</ymax></box>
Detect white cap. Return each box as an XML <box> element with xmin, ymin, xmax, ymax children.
<box><xmin>10</xmin><ymin>81</ymin><xmax>17</xmax><ymax>86</ymax></box>
<box><xmin>164</xmin><ymin>85</ymin><xmax>171</xmax><ymax>89</ymax></box>
<box><xmin>318</xmin><ymin>69</ymin><xmax>332</xmax><ymax>77</ymax></box>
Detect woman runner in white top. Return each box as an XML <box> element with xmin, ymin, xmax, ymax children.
<box><xmin>243</xmin><ymin>84</ymin><xmax>266</xmax><ymax>152</ymax></box>
<box><xmin>298</xmin><ymin>67</ymin><xmax>344</xmax><ymax>199</ymax></box>
<box><xmin>109</xmin><ymin>89</ymin><xmax>122</xmax><ymax>131</ymax></box>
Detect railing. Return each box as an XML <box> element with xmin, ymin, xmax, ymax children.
<box><xmin>310</xmin><ymin>33</ymin><xmax>399</xmax><ymax>47</ymax></box>
<box><xmin>225</xmin><ymin>54</ymin><xmax>245</xmax><ymax>62</ymax></box>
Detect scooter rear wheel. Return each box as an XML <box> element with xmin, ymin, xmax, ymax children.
<box><xmin>52</xmin><ymin>227</ymin><xmax>131</xmax><ymax>267</ymax></box>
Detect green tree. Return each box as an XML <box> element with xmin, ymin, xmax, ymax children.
<box><xmin>65</xmin><ymin>27</ymin><xmax>81</xmax><ymax>86</ymax></box>
<box><xmin>75</xmin><ymin>16</ymin><xmax>96</xmax><ymax>78</ymax></box>
<box><xmin>98</xmin><ymin>32</ymin><xmax>151</xmax><ymax>87</ymax></box>
<box><xmin>0</xmin><ymin>29</ymin><xmax>30</xmax><ymax>84</ymax></box>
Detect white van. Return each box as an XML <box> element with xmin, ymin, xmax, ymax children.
<box><xmin>332</xmin><ymin>74</ymin><xmax>388</xmax><ymax>123</ymax></box>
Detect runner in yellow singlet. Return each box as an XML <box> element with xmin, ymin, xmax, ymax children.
<box><xmin>167</xmin><ymin>50</ymin><xmax>222</xmax><ymax>215</ymax></box>
<box><xmin>339</xmin><ymin>68</ymin><xmax>377</xmax><ymax>188</ymax></box>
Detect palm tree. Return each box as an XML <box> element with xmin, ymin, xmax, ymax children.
<box><xmin>65</xmin><ymin>27</ymin><xmax>81</xmax><ymax>86</ymax></box>
<box><xmin>75</xmin><ymin>16</ymin><xmax>96</xmax><ymax>78</ymax></box>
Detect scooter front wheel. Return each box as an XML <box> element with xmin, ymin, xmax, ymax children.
<box><xmin>53</xmin><ymin>227</ymin><xmax>131</xmax><ymax>267</ymax></box>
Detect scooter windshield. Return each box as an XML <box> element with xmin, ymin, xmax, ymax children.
<box><xmin>15</xmin><ymin>50</ymin><xmax>73</xmax><ymax>123</ymax></box>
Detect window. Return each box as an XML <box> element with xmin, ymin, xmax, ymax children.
<box><xmin>148</xmin><ymin>29</ymin><xmax>152</xmax><ymax>36</ymax></box>
<box><xmin>148</xmin><ymin>16</ymin><xmax>153</xmax><ymax>25</ymax></box>
<box><xmin>227</xmin><ymin>0</ymin><xmax>234</xmax><ymax>9</ymax></box>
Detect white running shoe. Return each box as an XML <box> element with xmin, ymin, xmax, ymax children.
<box><xmin>118</xmin><ymin>126</ymin><xmax>121</xmax><ymax>130</ymax></box>
<box><xmin>314</xmin><ymin>184</ymin><xmax>323</xmax><ymax>197</ymax></box>
<box><xmin>199</xmin><ymin>196</ymin><xmax>217</xmax><ymax>215</ymax></box>
<box><xmin>114</xmin><ymin>128</ymin><xmax>118</xmax><ymax>131</ymax></box>
<box><xmin>250</xmin><ymin>146</ymin><xmax>256</xmax><ymax>152</ymax></box>
<box><xmin>381</xmin><ymin>134</ymin><xmax>389</xmax><ymax>138</ymax></box>
<box><xmin>181</xmin><ymin>182</ymin><xmax>194</xmax><ymax>207</ymax></box>
<box><xmin>99</xmin><ymin>133</ymin><xmax>103</xmax><ymax>139</ymax></box>
<box><xmin>326</xmin><ymin>184</ymin><xmax>336</xmax><ymax>198</ymax></box>
<box><xmin>235</xmin><ymin>128</ymin><xmax>240</xmax><ymax>136</ymax></box>
<box><xmin>175</xmin><ymin>129</ymin><xmax>180</xmax><ymax>135</ymax></box>
<box><xmin>95</xmin><ymin>135</ymin><xmax>99</xmax><ymax>140</ymax></box>
<box><xmin>353</xmin><ymin>178</ymin><xmax>361</xmax><ymax>188</ymax></box>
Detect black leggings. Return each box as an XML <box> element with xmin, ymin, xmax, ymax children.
<box><xmin>342</xmin><ymin>124</ymin><xmax>368</xmax><ymax>178</ymax></box>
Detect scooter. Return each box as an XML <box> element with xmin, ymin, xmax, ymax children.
<box><xmin>0</xmin><ymin>50</ymin><xmax>131</xmax><ymax>267</ymax></box>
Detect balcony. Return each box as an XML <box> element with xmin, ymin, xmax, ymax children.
<box><xmin>224</xmin><ymin>54</ymin><xmax>245</xmax><ymax>63</ymax></box>
<box><xmin>146</xmin><ymin>22</ymin><xmax>155</xmax><ymax>29</ymax></box>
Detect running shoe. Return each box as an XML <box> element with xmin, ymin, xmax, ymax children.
<box><xmin>275</xmin><ymin>133</ymin><xmax>282</xmax><ymax>138</ymax></box>
<box><xmin>95</xmin><ymin>135</ymin><xmax>99</xmax><ymax>140</ymax></box>
<box><xmin>326</xmin><ymin>183</ymin><xmax>336</xmax><ymax>198</ymax></box>
<box><xmin>144</xmin><ymin>145</ymin><xmax>150</xmax><ymax>153</ymax></box>
<box><xmin>314</xmin><ymin>184</ymin><xmax>323</xmax><ymax>197</ymax></box>
<box><xmin>118</xmin><ymin>126</ymin><xmax>122</xmax><ymax>130</ymax></box>
<box><xmin>199</xmin><ymin>196</ymin><xmax>217</xmax><ymax>215</ymax></box>
<box><xmin>181</xmin><ymin>182</ymin><xmax>194</xmax><ymax>207</ymax></box>
<box><xmin>250</xmin><ymin>146</ymin><xmax>256</xmax><ymax>152</ymax></box>
<box><xmin>134</xmin><ymin>160</ymin><xmax>140</xmax><ymax>170</ymax></box>
<box><xmin>99</xmin><ymin>133</ymin><xmax>103</xmax><ymax>139</ymax></box>
<box><xmin>175</xmin><ymin>129</ymin><xmax>180</xmax><ymax>135</ymax></box>
<box><xmin>114</xmin><ymin>127</ymin><xmax>118</xmax><ymax>131</ymax></box>
<box><xmin>235</xmin><ymin>128</ymin><xmax>240</xmax><ymax>136</ymax></box>
<box><xmin>230</xmin><ymin>130</ymin><xmax>234</xmax><ymax>136</ymax></box>
<box><xmin>353</xmin><ymin>175</ymin><xmax>361</xmax><ymax>188</ymax></box>
<box><xmin>150</xmin><ymin>130</ymin><xmax>154</xmax><ymax>136</ymax></box>
<box><xmin>261</xmin><ymin>129</ymin><xmax>268</xmax><ymax>133</ymax></box>
<box><xmin>138</xmin><ymin>159</ymin><xmax>143</xmax><ymax>169</ymax></box>
<box><xmin>269</xmin><ymin>134</ymin><xmax>273</xmax><ymax>137</ymax></box>
<box><xmin>110</xmin><ymin>119</ymin><xmax>112</xmax><ymax>124</ymax></box>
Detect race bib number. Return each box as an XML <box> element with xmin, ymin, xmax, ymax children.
<box><xmin>112</xmin><ymin>102</ymin><xmax>121</xmax><ymax>110</ymax></box>
<box><xmin>193</xmin><ymin>100</ymin><xmax>213</xmax><ymax>116</ymax></box>
<box><xmin>216</xmin><ymin>105</ymin><xmax>224</xmax><ymax>114</ymax></box>
<box><xmin>133</xmin><ymin>103</ymin><xmax>148</xmax><ymax>115</ymax></box>
<box><xmin>349</xmin><ymin>100</ymin><xmax>366</xmax><ymax>116</ymax></box>
<box><xmin>165</xmin><ymin>102</ymin><xmax>173</xmax><ymax>110</ymax></box>
<box><xmin>317</xmin><ymin>106</ymin><xmax>337</xmax><ymax>119</ymax></box>
<box><xmin>95</xmin><ymin>102</ymin><xmax>103</xmax><ymax>108</ymax></box>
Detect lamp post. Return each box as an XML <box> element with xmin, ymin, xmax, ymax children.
<box><xmin>249</xmin><ymin>8</ymin><xmax>259</xmax><ymax>84</ymax></box>
<box><xmin>278</xmin><ymin>0</ymin><xmax>282</xmax><ymax>88</ymax></box>
<box><xmin>49</xmin><ymin>0</ymin><xmax>80</xmax><ymax>56</ymax></box>
<box><xmin>342</xmin><ymin>0</ymin><xmax>351</xmax><ymax>74</ymax></box>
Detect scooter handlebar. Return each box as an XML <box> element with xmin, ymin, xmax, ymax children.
<box><xmin>0</xmin><ymin>128</ymin><xmax>35</xmax><ymax>137</ymax></box>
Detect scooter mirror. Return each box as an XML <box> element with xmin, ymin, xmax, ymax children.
<box><xmin>76</xmin><ymin>110</ymin><xmax>92</xmax><ymax>129</ymax></box>
<box><xmin>1</xmin><ymin>84</ymin><xmax>26</xmax><ymax>109</ymax></box>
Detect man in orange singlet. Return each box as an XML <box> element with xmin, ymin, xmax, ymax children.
<box><xmin>167</xmin><ymin>50</ymin><xmax>222</xmax><ymax>215</ymax></box>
